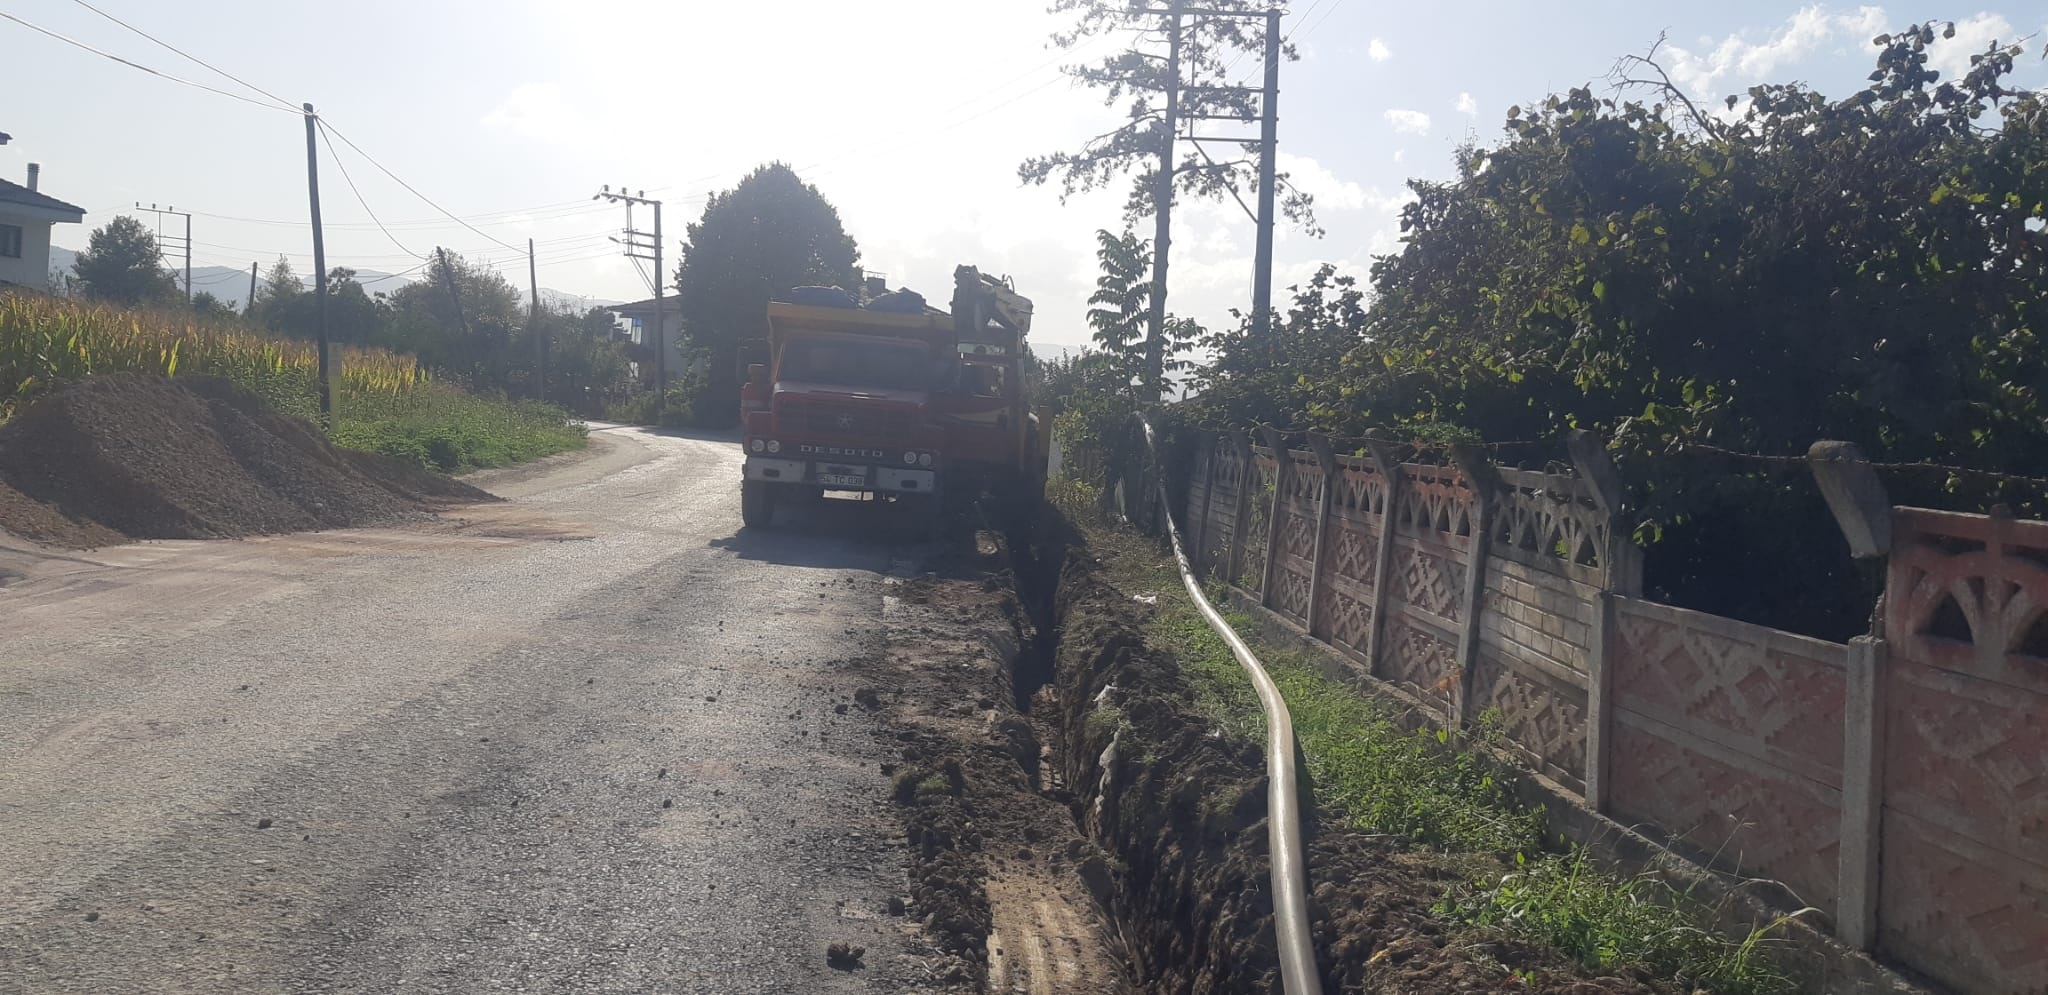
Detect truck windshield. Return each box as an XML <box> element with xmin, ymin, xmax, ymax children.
<box><xmin>778</xmin><ymin>338</ymin><xmax>933</xmax><ymax>391</ymax></box>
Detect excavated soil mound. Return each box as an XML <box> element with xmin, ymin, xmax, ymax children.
<box><xmin>0</xmin><ymin>374</ymin><xmax>494</xmax><ymax>547</ymax></box>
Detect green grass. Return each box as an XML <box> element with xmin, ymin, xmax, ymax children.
<box><xmin>1050</xmin><ymin>476</ymin><xmax>1801</xmax><ymax>993</ymax></box>
<box><xmin>327</xmin><ymin>381</ymin><xmax>586</xmax><ymax>473</ymax></box>
<box><xmin>1438</xmin><ymin>851</ymin><xmax>1809</xmax><ymax>995</ymax></box>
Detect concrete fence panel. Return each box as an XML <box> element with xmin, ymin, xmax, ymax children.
<box><xmin>1314</xmin><ymin>453</ymin><xmax>1391</xmax><ymax>660</ymax></box>
<box><xmin>1607</xmin><ymin>597</ymin><xmax>1850</xmax><ymax>915</ymax></box>
<box><xmin>1378</xmin><ymin>462</ymin><xmax>1480</xmax><ymax>719</ymax></box>
<box><xmin>1877</xmin><ymin>508</ymin><xmax>2048</xmax><ymax>995</ymax></box>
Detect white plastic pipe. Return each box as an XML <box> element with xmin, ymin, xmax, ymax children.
<box><xmin>1139</xmin><ymin>416</ymin><xmax>1323</xmax><ymax>995</ymax></box>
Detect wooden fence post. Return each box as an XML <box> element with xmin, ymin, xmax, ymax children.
<box><xmin>1258</xmin><ymin>426</ymin><xmax>1289</xmax><ymax>607</ymax></box>
<box><xmin>1225</xmin><ymin>429</ymin><xmax>1257</xmax><ymax>588</ymax></box>
<box><xmin>1361</xmin><ymin>433</ymin><xmax>1404</xmax><ymax>678</ymax></box>
<box><xmin>1305</xmin><ymin>434</ymin><xmax>1339</xmax><ymax>639</ymax></box>
<box><xmin>1447</xmin><ymin>443</ymin><xmax>1498</xmax><ymax>729</ymax></box>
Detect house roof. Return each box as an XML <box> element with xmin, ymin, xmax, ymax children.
<box><xmin>0</xmin><ymin>179</ymin><xmax>86</xmax><ymax>221</ymax></box>
<box><xmin>608</xmin><ymin>295</ymin><xmax>680</xmax><ymax>317</ymax></box>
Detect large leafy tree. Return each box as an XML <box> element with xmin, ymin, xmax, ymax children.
<box><xmin>71</xmin><ymin>215</ymin><xmax>179</xmax><ymax>307</ymax></box>
<box><xmin>674</xmin><ymin>162</ymin><xmax>861</xmax><ymax>421</ymax></box>
<box><xmin>381</xmin><ymin>251</ymin><xmax>523</xmax><ymax>386</ymax></box>
<box><xmin>1192</xmin><ymin>24</ymin><xmax>2047</xmax><ymax>637</ymax></box>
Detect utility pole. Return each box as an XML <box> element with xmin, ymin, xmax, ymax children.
<box><xmin>528</xmin><ymin>237</ymin><xmax>544</xmax><ymax>400</ymax></box>
<box><xmin>1145</xmin><ymin>1</ymin><xmax>1184</xmax><ymax>400</ymax></box>
<box><xmin>136</xmin><ymin>203</ymin><xmax>192</xmax><ymax>305</ymax></box>
<box><xmin>1249</xmin><ymin>7</ymin><xmax>1281</xmax><ymax>342</ymax></box>
<box><xmin>596</xmin><ymin>187</ymin><xmax>665</xmax><ymax>418</ymax></box>
<box><xmin>246</xmin><ymin>261</ymin><xmax>257</xmax><ymax>314</ymax></box>
<box><xmin>302</xmin><ymin>103</ymin><xmax>332</xmax><ymax>421</ymax></box>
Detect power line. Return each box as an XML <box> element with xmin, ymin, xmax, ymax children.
<box><xmin>64</xmin><ymin>0</ymin><xmax>296</xmax><ymax>110</ymax></box>
<box><xmin>0</xmin><ymin>11</ymin><xmax>296</xmax><ymax>113</ymax></box>
<box><xmin>316</xmin><ymin>121</ymin><xmax>423</xmax><ymax>261</ymax></box>
<box><xmin>189</xmin><ymin>199</ymin><xmax>620</xmax><ymax>231</ymax></box>
<box><xmin>1294</xmin><ymin>0</ymin><xmax>1346</xmax><ymax>44</ymax></box>
<box><xmin>316</xmin><ymin>119</ymin><xmax>523</xmax><ymax>252</ymax></box>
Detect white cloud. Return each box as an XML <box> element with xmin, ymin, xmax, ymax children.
<box><xmin>1384</xmin><ymin>109</ymin><xmax>1431</xmax><ymax>134</ymax></box>
<box><xmin>1393</xmin><ymin>148</ymin><xmax>1406</xmax><ymax>164</ymax></box>
<box><xmin>1368</xmin><ymin>38</ymin><xmax>1392</xmax><ymax>62</ymax></box>
<box><xmin>480</xmin><ymin>83</ymin><xmax>587</xmax><ymax>142</ymax></box>
<box><xmin>1276</xmin><ymin>152</ymin><xmax>1365</xmax><ymax>210</ymax></box>
<box><xmin>1364</xmin><ymin>185</ymin><xmax>1417</xmax><ymax>214</ymax></box>
<box><xmin>1926</xmin><ymin>13</ymin><xmax>2016</xmax><ymax>81</ymax></box>
<box><xmin>1665</xmin><ymin>5</ymin><xmax>1889</xmax><ymax>96</ymax></box>
<box><xmin>1455</xmin><ymin>92</ymin><xmax>1478</xmax><ymax>115</ymax></box>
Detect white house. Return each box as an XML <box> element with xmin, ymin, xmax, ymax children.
<box><xmin>607</xmin><ymin>295</ymin><xmax>695</xmax><ymax>381</ymax></box>
<box><xmin>0</xmin><ymin>164</ymin><xmax>85</xmax><ymax>292</ymax></box>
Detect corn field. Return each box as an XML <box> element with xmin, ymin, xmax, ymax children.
<box><xmin>1</xmin><ymin>292</ymin><xmax>425</xmax><ymax>423</ymax></box>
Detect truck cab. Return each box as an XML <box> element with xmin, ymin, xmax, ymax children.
<box><xmin>738</xmin><ymin>268</ymin><xmax>1045</xmax><ymax>531</ymax></box>
<box><xmin>739</xmin><ymin>300</ymin><xmax>952</xmax><ymax>527</ymax></box>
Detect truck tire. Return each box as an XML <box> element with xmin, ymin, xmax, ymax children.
<box><xmin>741</xmin><ymin>480</ymin><xmax>776</xmax><ymax>529</ymax></box>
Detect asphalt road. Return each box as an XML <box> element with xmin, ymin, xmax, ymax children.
<box><xmin>0</xmin><ymin>427</ymin><xmax>951</xmax><ymax>994</ymax></box>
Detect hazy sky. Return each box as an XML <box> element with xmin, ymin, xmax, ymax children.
<box><xmin>5</xmin><ymin>1</ymin><xmax>2042</xmax><ymax>352</ymax></box>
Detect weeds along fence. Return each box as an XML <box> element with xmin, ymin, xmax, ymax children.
<box><xmin>1100</xmin><ymin>424</ymin><xmax>2045</xmax><ymax>995</ymax></box>
<box><xmin>0</xmin><ymin>293</ymin><xmax>424</xmax><ymax>422</ymax></box>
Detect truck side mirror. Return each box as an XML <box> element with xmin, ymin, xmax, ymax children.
<box><xmin>747</xmin><ymin>363</ymin><xmax>768</xmax><ymax>386</ymax></box>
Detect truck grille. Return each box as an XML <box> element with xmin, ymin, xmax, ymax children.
<box><xmin>781</xmin><ymin>400</ymin><xmax>914</xmax><ymax>439</ymax></box>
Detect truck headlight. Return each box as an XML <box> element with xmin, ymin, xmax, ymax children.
<box><xmin>903</xmin><ymin>450</ymin><xmax>917</xmax><ymax>464</ymax></box>
<box><xmin>766</xmin><ymin>439</ymin><xmax>781</xmax><ymax>454</ymax></box>
<box><xmin>918</xmin><ymin>452</ymin><xmax>932</xmax><ymax>467</ymax></box>
<box><xmin>749</xmin><ymin>438</ymin><xmax>764</xmax><ymax>453</ymax></box>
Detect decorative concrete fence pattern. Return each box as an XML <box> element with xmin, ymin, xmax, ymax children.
<box><xmin>1607</xmin><ymin>597</ymin><xmax>1849</xmax><ymax>914</ymax></box>
<box><xmin>1876</xmin><ymin>509</ymin><xmax>2048</xmax><ymax>994</ymax></box>
<box><xmin>1163</xmin><ymin>429</ymin><xmax>2048</xmax><ymax>994</ymax></box>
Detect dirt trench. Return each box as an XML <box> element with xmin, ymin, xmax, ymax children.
<box><xmin>999</xmin><ymin>512</ymin><xmax>1678</xmax><ymax>995</ymax></box>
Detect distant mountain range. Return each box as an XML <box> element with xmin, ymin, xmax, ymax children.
<box><xmin>47</xmin><ymin>246</ymin><xmax>618</xmax><ymax>314</ymax></box>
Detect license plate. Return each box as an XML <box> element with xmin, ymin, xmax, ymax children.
<box><xmin>818</xmin><ymin>465</ymin><xmax>868</xmax><ymax>487</ymax></box>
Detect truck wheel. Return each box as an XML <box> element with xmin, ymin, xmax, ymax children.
<box><xmin>741</xmin><ymin>480</ymin><xmax>776</xmax><ymax>529</ymax></box>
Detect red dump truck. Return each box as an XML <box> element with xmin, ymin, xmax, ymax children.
<box><xmin>737</xmin><ymin>266</ymin><xmax>1044</xmax><ymax>529</ymax></box>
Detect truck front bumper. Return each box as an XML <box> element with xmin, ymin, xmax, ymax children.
<box><xmin>743</xmin><ymin>457</ymin><xmax>936</xmax><ymax>494</ymax></box>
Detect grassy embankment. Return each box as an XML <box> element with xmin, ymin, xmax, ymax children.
<box><xmin>1048</xmin><ymin>477</ymin><xmax>1806</xmax><ymax>995</ymax></box>
<box><xmin>1</xmin><ymin>294</ymin><xmax>582</xmax><ymax>471</ymax></box>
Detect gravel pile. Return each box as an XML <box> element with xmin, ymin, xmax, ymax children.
<box><xmin>0</xmin><ymin>374</ymin><xmax>492</xmax><ymax>548</ymax></box>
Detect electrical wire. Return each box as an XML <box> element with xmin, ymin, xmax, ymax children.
<box><xmin>315</xmin><ymin>120</ymin><xmax>523</xmax><ymax>252</ymax></box>
<box><xmin>0</xmin><ymin>10</ymin><xmax>297</xmax><ymax>113</ymax></box>
<box><xmin>1293</xmin><ymin>0</ymin><xmax>1346</xmax><ymax>45</ymax></box>
<box><xmin>189</xmin><ymin>199</ymin><xmax>619</xmax><ymax>231</ymax></box>
<box><xmin>316</xmin><ymin>121</ymin><xmax>423</xmax><ymax>261</ymax></box>
<box><xmin>64</xmin><ymin>0</ymin><xmax>296</xmax><ymax>110</ymax></box>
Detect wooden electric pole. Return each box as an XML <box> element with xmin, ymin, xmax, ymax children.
<box><xmin>302</xmin><ymin>103</ymin><xmax>332</xmax><ymax>421</ymax></box>
<box><xmin>246</xmin><ymin>262</ymin><xmax>257</xmax><ymax>314</ymax></box>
